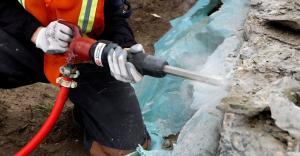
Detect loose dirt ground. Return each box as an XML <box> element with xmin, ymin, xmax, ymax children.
<box><xmin>0</xmin><ymin>0</ymin><xmax>194</xmax><ymax>155</ymax></box>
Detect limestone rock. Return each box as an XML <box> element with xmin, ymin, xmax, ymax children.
<box><xmin>267</xmin><ymin>78</ymin><xmax>300</xmax><ymax>140</ymax></box>
<box><xmin>218</xmin><ymin>0</ymin><xmax>300</xmax><ymax>155</ymax></box>
<box><xmin>218</xmin><ymin>113</ymin><xmax>290</xmax><ymax>156</ymax></box>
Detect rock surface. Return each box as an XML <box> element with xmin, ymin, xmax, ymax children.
<box><xmin>218</xmin><ymin>0</ymin><xmax>300</xmax><ymax>155</ymax></box>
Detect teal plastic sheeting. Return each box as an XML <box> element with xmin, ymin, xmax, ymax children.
<box><xmin>133</xmin><ymin>0</ymin><xmax>249</xmax><ymax>155</ymax></box>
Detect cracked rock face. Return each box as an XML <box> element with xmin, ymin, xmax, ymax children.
<box><xmin>218</xmin><ymin>113</ymin><xmax>290</xmax><ymax>156</ymax></box>
<box><xmin>268</xmin><ymin>79</ymin><xmax>300</xmax><ymax>140</ymax></box>
<box><xmin>218</xmin><ymin>0</ymin><xmax>300</xmax><ymax>155</ymax></box>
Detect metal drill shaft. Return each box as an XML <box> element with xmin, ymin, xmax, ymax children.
<box><xmin>163</xmin><ymin>65</ymin><xmax>228</xmax><ymax>88</ymax></box>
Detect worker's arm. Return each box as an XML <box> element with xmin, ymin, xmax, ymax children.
<box><xmin>99</xmin><ymin>0</ymin><xmax>137</xmax><ymax>48</ymax></box>
<box><xmin>0</xmin><ymin>0</ymin><xmax>41</xmax><ymax>44</ymax></box>
<box><xmin>65</xmin><ymin>36</ymin><xmax>167</xmax><ymax>83</ymax></box>
<box><xmin>0</xmin><ymin>0</ymin><xmax>73</xmax><ymax>53</ymax></box>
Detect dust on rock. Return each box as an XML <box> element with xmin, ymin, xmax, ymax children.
<box><xmin>218</xmin><ymin>0</ymin><xmax>300</xmax><ymax>155</ymax></box>
<box><xmin>0</xmin><ymin>0</ymin><xmax>194</xmax><ymax>155</ymax></box>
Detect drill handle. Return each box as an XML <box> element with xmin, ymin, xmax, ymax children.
<box><xmin>127</xmin><ymin>52</ymin><xmax>168</xmax><ymax>78</ymax></box>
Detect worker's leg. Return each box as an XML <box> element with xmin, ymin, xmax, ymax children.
<box><xmin>0</xmin><ymin>29</ymin><xmax>47</xmax><ymax>88</ymax></box>
<box><xmin>69</xmin><ymin>64</ymin><xmax>150</xmax><ymax>156</ymax></box>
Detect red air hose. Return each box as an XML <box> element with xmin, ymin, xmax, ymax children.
<box><xmin>15</xmin><ymin>21</ymin><xmax>81</xmax><ymax>156</ymax></box>
<box><xmin>15</xmin><ymin>86</ymin><xmax>70</xmax><ymax>156</ymax></box>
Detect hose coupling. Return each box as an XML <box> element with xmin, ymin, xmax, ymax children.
<box><xmin>56</xmin><ymin>65</ymin><xmax>80</xmax><ymax>88</ymax></box>
<box><xmin>56</xmin><ymin>77</ymin><xmax>77</xmax><ymax>88</ymax></box>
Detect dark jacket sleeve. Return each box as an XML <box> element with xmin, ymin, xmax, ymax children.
<box><xmin>0</xmin><ymin>0</ymin><xmax>41</xmax><ymax>43</ymax></box>
<box><xmin>99</xmin><ymin>0</ymin><xmax>137</xmax><ymax>48</ymax></box>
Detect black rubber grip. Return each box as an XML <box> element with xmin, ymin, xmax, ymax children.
<box><xmin>127</xmin><ymin>52</ymin><xmax>168</xmax><ymax>78</ymax></box>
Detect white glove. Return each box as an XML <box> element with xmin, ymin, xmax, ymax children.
<box><xmin>107</xmin><ymin>44</ymin><xmax>144</xmax><ymax>83</ymax></box>
<box><xmin>36</xmin><ymin>21</ymin><xmax>73</xmax><ymax>54</ymax></box>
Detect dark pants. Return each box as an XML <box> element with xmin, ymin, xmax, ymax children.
<box><xmin>0</xmin><ymin>29</ymin><xmax>148</xmax><ymax>150</ymax></box>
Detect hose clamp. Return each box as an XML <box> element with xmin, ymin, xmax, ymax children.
<box><xmin>56</xmin><ymin>77</ymin><xmax>78</xmax><ymax>88</ymax></box>
<box><xmin>57</xmin><ymin>65</ymin><xmax>79</xmax><ymax>88</ymax></box>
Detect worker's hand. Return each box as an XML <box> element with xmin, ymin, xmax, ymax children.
<box><xmin>92</xmin><ymin>42</ymin><xmax>168</xmax><ymax>81</ymax></box>
<box><xmin>34</xmin><ymin>21</ymin><xmax>73</xmax><ymax>54</ymax></box>
<box><xmin>107</xmin><ymin>44</ymin><xmax>144</xmax><ymax>83</ymax></box>
<box><xmin>68</xmin><ymin>38</ymin><xmax>143</xmax><ymax>83</ymax></box>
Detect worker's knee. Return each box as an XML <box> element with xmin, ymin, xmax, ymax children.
<box><xmin>90</xmin><ymin>138</ymin><xmax>151</xmax><ymax>156</ymax></box>
<box><xmin>89</xmin><ymin>141</ymin><xmax>134</xmax><ymax>156</ymax></box>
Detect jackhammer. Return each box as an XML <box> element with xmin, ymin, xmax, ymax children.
<box><xmin>15</xmin><ymin>23</ymin><xmax>228</xmax><ymax>156</ymax></box>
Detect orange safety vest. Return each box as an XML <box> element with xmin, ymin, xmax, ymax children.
<box><xmin>18</xmin><ymin>0</ymin><xmax>105</xmax><ymax>85</ymax></box>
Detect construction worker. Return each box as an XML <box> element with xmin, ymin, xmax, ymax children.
<box><xmin>0</xmin><ymin>0</ymin><xmax>150</xmax><ymax>155</ymax></box>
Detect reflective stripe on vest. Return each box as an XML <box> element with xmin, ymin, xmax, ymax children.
<box><xmin>78</xmin><ymin>0</ymin><xmax>99</xmax><ymax>33</ymax></box>
<box><xmin>17</xmin><ymin>0</ymin><xmax>99</xmax><ymax>34</ymax></box>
